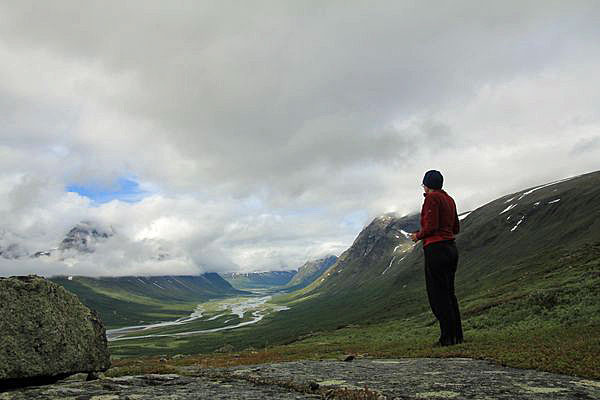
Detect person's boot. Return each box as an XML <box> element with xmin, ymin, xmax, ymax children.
<box><xmin>455</xmin><ymin>327</ymin><xmax>464</xmax><ymax>344</ymax></box>
<box><xmin>437</xmin><ymin>336</ymin><xmax>457</xmax><ymax>346</ymax></box>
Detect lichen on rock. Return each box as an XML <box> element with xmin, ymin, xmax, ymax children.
<box><xmin>0</xmin><ymin>275</ymin><xmax>111</xmax><ymax>387</ymax></box>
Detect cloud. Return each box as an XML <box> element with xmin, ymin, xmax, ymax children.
<box><xmin>1</xmin><ymin>1</ymin><xmax>600</xmax><ymax>275</ymax></box>
<box><xmin>571</xmin><ymin>136</ymin><xmax>600</xmax><ymax>155</ymax></box>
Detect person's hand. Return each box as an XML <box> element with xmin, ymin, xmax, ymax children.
<box><xmin>410</xmin><ymin>233</ymin><xmax>418</xmax><ymax>242</ymax></box>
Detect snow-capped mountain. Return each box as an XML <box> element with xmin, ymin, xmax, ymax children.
<box><xmin>57</xmin><ymin>221</ymin><xmax>114</xmax><ymax>253</ymax></box>
<box><xmin>0</xmin><ymin>221</ymin><xmax>115</xmax><ymax>260</ymax></box>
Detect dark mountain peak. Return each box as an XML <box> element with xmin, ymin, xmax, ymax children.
<box><xmin>347</xmin><ymin>213</ymin><xmax>418</xmax><ymax>262</ymax></box>
<box><xmin>59</xmin><ymin>221</ymin><xmax>115</xmax><ymax>253</ymax></box>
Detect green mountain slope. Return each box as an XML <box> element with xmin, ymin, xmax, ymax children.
<box><xmin>51</xmin><ymin>274</ymin><xmax>247</xmax><ymax>328</ymax></box>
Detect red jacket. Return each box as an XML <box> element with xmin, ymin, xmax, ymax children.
<box><xmin>416</xmin><ymin>189</ymin><xmax>460</xmax><ymax>247</ymax></box>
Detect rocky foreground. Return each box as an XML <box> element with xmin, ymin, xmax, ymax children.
<box><xmin>3</xmin><ymin>358</ymin><xmax>599</xmax><ymax>399</ymax></box>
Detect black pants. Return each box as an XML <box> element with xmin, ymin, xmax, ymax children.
<box><xmin>424</xmin><ymin>240</ymin><xmax>463</xmax><ymax>345</ymax></box>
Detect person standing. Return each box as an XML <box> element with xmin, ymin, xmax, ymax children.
<box><xmin>409</xmin><ymin>170</ymin><xmax>463</xmax><ymax>346</ymax></box>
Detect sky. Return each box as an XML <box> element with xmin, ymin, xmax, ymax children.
<box><xmin>1</xmin><ymin>1</ymin><xmax>599</xmax><ymax>276</ymax></box>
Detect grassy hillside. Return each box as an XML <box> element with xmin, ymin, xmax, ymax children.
<box><xmin>51</xmin><ymin>274</ymin><xmax>247</xmax><ymax>328</ymax></box>
<box><xmin>108</xmin><ymin>171</ymin><xmax>600</xmax><ymax>378</ymax></box>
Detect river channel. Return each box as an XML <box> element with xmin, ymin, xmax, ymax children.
<box><xmin>106</xmin><ymin>294</ymin><xmax>289</xmax><ymax>341</ymax></box>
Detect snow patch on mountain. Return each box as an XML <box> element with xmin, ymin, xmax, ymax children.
<box><xmin>458</xmin><ymin>211</ymin><xmax>472</xmax><ymax>221</ymax></box>
<box><xmin>515</xmin><ymin>175</ymin><xmax>580</xmax><ymax>201</ymax></box>
<box><xmin>510</xmin><ymin>216</ymin><xmax>525</xmax><ymax>232</ymax></box>
<box><xmin>500</xmin><ymin>204</ymin><xmax>518</xmax><ymax>215</ymax></box>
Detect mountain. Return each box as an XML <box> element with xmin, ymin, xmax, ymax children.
<box><xmin>3</xmin><ymin>221</ymin><xmax>177</xmax><ymax>263</ymax></box>
<box><xmin>301</xmin><ymin>172</ymin><xmax>599</xmax><ymax>295</ymax></box>
<box><xmin>221</xmin><ymin>256</ymin><xmax>340</xmax><ymax>291</ymax></box>
<box><xmin>50</xmin><ymin>273</ymin><xmax>247</xmax><ymax>328</ymax></box>
<box><xmin>57</xmin><ymin>221</ymin><xmax>114</xmax><ymax>253</ymax></box>
<box><xmin>220</xmin><ymin>270</ymin><xmax>296</xmax><ymax>289</ymax></box>
<box><xmin>0</xmin><ymin>221</ymin><xmax>115</xmax><ymax>259</ymax></box>
<box><xmin>288</xmin><ymin>212</ymin><xmax>419</xmax><ymax>297</ymax></box>
<box><xmin>284</xmin><ymin>255</ymin><xmax>338</xmax><ymax>290</ymax></box>
<box><xmin>249</xmin><ymin>170</ymin><xmax>600</xmax><ymax>340</ymax></box>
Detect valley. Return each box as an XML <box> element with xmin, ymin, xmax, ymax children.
<box><xmin>104</xmin><ymin>171</ymin><xmax>600</xmax><ymax>380</ymax></box>
<box><xmin>42</xmin><ymin>170</ymin><xmax>600</xmax><ymax>379</ymax></box>
<box><xmin>107</xmin><ymin>293</ymin><xmax>290</xmax><ymax>341</ymax></box>
<box><xmin>50</xmin><ymin>274</ymin><xmax>248</xmax><ymax>328</ymax></box>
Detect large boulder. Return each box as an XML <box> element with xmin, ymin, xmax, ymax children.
<box><xmin>0</xmin><ymin>275</ymin><xmax>110</xmax><ymax>386</ymax></box>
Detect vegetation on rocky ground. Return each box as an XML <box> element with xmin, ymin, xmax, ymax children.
<box><xmin>107</xmin><ymin>319</ymin><xmax>600</xmax><ymax>380</ymax></box>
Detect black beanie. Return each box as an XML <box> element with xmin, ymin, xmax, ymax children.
<box><xmin>423</xmin><ymin>170</ymin><xmax>443</xmax><ymax>190</ymax></box>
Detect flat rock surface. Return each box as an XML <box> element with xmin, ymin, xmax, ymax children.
<box><xmin>1</xmin><ymin>374</ymin><xmax>319</xmax><ymax>400</ymax></box>
<box><xmin>3</xmin><ymin>358</ymin><xmax>600</xmax><ymax>399</ymax></box>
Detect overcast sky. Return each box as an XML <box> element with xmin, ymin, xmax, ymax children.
<box><xmin>1</xmin><ymin>1</ymin><xmax>599</xmax><ymax>276</ymax></box>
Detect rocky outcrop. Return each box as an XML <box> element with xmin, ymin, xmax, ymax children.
<box><xmin>2</xmin><ymin>373</ymin><xmax>320</xmax><ymax>399</ymax></box>
<box><xmin>0</xmin><ymin>275</ymin><xmax>110</xmax><ymax>388</ymax></box>
<box><xmin>4</xmin><ymin>358</ymin><xmax>599</xmax><ymax>399</ymax></box>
